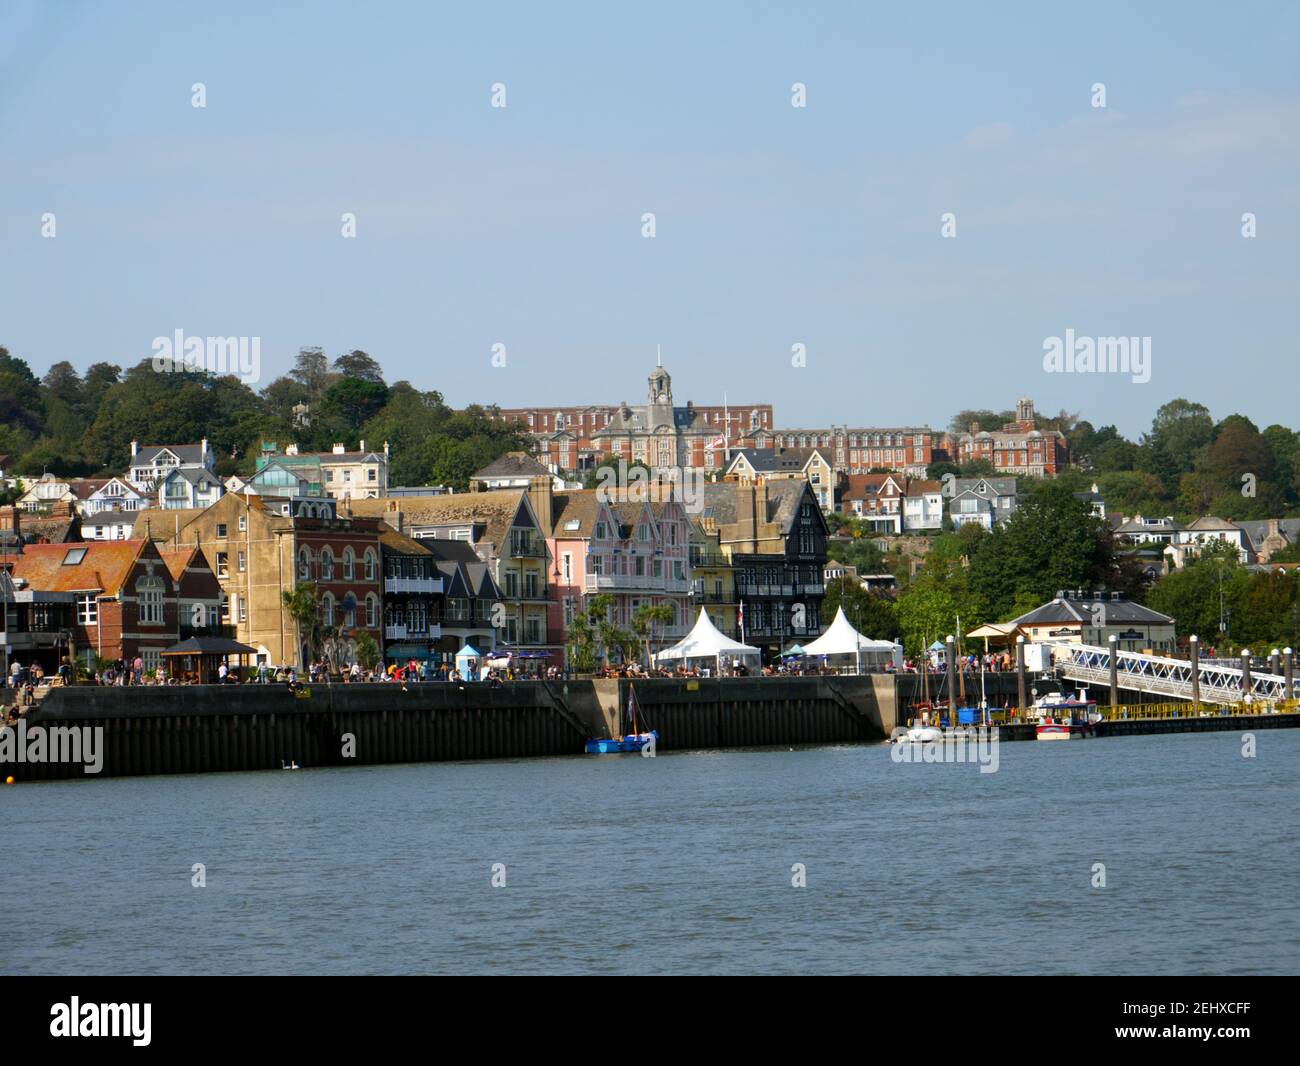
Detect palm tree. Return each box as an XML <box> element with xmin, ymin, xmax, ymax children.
<box><xmin>632</xmin><ymin>603</ymin><xmax>675</xmax><ymax>668</ymax></box>
<box><xmin>281</xmin><ymin>583</ymin><xmax>322</xmax><ymax>668</ymax></box>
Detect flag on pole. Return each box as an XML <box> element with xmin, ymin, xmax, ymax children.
<box><xmin>706</xmin><ymin>434</ymin><xmax>726</xmax><ymax>450</ymax></box>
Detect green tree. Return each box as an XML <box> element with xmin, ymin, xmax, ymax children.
<box><xmin>281</xmin><ymin>583</ymin><xmax>323</xmax><ymax>666</ymax></box>
<box><xmin>333</xmin><ymin>349</ymin><xmax>385</xmax><ymax>385</ymax></box>
<box><xmin>355</xmin><ymin>631</ymin><xmax>381</xmax><ymax>671</ymax></box>
<box><xmin>967</xmin><ymin>482</ymin><xmax>1112</xmax><ymax>620</ymax></box>
<box><xmin>632</xmin><ymin>603</ymin><xmax>675</xmax><ymax>667</ymax></box>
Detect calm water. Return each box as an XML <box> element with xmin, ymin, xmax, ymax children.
<box><xmin>3</xmin><ymin>731</ymin><xmax>1298</xmax><ymax>975</ymax></box>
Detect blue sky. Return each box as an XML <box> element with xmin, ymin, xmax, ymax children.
<box><xmin>1</xmin><ymin>1</ymin><xmax>1297</xmax><ymax>437</ymax></box>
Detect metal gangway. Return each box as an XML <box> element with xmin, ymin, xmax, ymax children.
<box><xmin>1043</xmin><ymin>642</ymin><xmax>1297</xmax><ymax>706</ymax></box>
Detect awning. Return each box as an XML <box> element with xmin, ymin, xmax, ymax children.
<box><xmin>385</xmin><ymin>643</ymin><xmax>438</xmax><ymax>659</ymax></box>
<box><xmin>162</xmin><ymin>636</ymin><xmax>259</xmax><ymax>656</ymax></box>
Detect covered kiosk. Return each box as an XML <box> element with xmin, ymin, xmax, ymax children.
<box><xmin>162</xmin><ymin>635</ymin><xmax>259</xmax><ymax>684</ymax></box>
<box><xmin>654</xmin><ymin>608</ymin><xmax>762</xmax><ymax>675</ymax></box>
<box><xmin>455</xmin><ymin>643</ymin><xmax>484</xmax><ymax>680</ymax></box>
<box><xmin>800</xmin><ymin>606</ymin><xmax>904</xmax><ymax>673</ymax></box>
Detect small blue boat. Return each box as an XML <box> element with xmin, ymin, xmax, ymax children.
<box><xmin>585</xmin><ymin>685</ymin><xmax>658</xmax><ymax>755</ymax></box>
<box><xmin>585</xmin><ymin>730</ymin><xmax>658</xmax><ymax>754</ymax></box>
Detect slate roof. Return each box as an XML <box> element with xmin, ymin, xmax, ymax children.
<box><xmin>729</xmin><ymin>447</ymin><xmax>820</xmax><ymax>475</ymax></box>
<box><xmin>471</xmin><ymin>451</ymin><xmax>552</xmax><ymax>480</ymax></box>
<box><xmin>1010</xmin><ymin>593</ymin><xmax>1173</xmax><ymax>627</ymax></box>
<box><xmin>135</xmin><ymin>443</ymin><xmax>207</xmax><ymax>465</ymax></box>
<box><xmin>699</xmin><ymin>479</ymin><xmax>816</xmax><ymax>535</ymax></box>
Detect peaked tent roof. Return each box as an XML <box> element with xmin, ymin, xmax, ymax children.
<box><xmin>655</xmin><ymin>608</ymin><xmax>761</xmax><ymax>661</ymax></box>
<box><xmin>802</xmin><ymin>606</ymin><xmax>901</xmax><ymax>657</ymax></box>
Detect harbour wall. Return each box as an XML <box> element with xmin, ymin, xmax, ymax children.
<box><xmin>3</xmin><ymin>675</ymin><xmax>893</xmax><ymax>781</ymax></box>
<box><xmin>6</xmin><ymin>675</ymin><xmax>1296</xmax><ymax>782</ymax></box>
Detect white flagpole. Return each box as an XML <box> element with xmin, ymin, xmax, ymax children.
<box><xmin>724</xmin><ymin>392</ymin><xmax>730</xmax><ymax>465</ymax></box>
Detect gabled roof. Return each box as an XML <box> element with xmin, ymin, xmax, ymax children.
<box><xmin>727</xmin><ymin>447</ymin><xmax>818</xmax><ymax>475</ymax></box>
<box><xmin>134</xmin><ymin>443</ymin><xmax>207</xmax><ymax>465</ymax></box>
<box><xmin>158</xmin><ymin>545</ymin><xmax>202</xmax><ymax>582</ymax></box>
<box><xmin>10</xmin><ymin>539</ymin><xmax>148</xmax><ymax>595</ymax></box>
<box><xmin>1010</xmin><ymin>593</ymin><xmax>1173</xmax><ymax>627</ymax></box>
<box><xmin>471</xmin><ymin>451</ymin><xmax>551</xmax><ymax>480</ymax></box>
<box><xmin>159</xmin><ymin>466</ymin><xmax>223</xmax><ymax>488</ymax></box>
<box><xmin>1185</xmin><ymin>516</ymin><xmax>1242</xmax><ymax>532</ymax></box>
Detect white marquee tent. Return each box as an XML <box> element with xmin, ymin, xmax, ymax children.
<box><xmin>800</xmin><ymin>606</ymin><xmax>904</xmax><ymax>673</ymax></box>
<box><xmin>654</xmin><ymin>608</ymin><xmax>762</xmax><ymax>673</ymax></box>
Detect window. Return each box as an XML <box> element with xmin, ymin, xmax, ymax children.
<box><xmin>365</xmin><ymin>595</ymin><xmax>378</xmax><ymax>627</ymax></box>
<box><xmin>239</xmin><ymin>598</ymin><xmax>247</xmax><ymax>624</ymax></box>
<box><xmin>238</xmin><ymin>551</ymin><xmax>246</xmax><ymax>572</ymax></box>
<box><xmin>298</xmin><ymin>548</ymin><xmax>311</xmax><ymax>579</ymax></box>
<box><xmin>368</xmin><ymin>468</ymin><xmax>376</xmax><ymax>482</ymax></box>
<box><xmin>220</xmin><ymin>592</ymin><xmax>230</xmax><ymax>623</ymax></box>
<box><xmin>322</xmin><ymin>593</ymin><xmax>334</xmax><ymax>627</ymax></box>
<box><xmin>562</xmin><ymin>553</ymin><xmax>572</xmax><ymax>582</ymax></box>
<box><xmin>320</xmin><ymin>548</ymin><xmax>333</xmax><ymax>580</ymax></box>
<box><xmin>238</xmin><ymin>515</ymin><xmax>246</xmax><ymax>532</ymax></box>
<box><xmin>77</xmin><ymin>594</ymin><xmax>98</xmax><ymax>625</ymax></box>
<box><xmin>137</xmin><ymin>576</ymin><xmax>164</xmax><ymax>625</ymax></box>
<box><xmin>595</xmin><ymin>522</ymin><xmax>607</xmax><ymax>540</ymax></box>
<box><xmin>62</xmin><ymin>547</ymin><xmax>87</xmax><ymax>566</ymax></box>
<box><xmin>216</xmin><ymin>552</ymin><xmax>228</xmax><ymax>578</ymax></box>
<box><xmin>343</xmin><ymin>470</ymin><xmax>352</xmax><ymax>483</ymax></box>
<box><xmin>343</xmin><ymin>548</ymin><xmax>354</xmax><ymax>580</ymax></box>
<box><xmin>364</xmin><ymin>549</ymin><xmax>376</xmax><ymax>580</ymax></box>
<box><xmin>216</xmin><ymin>523</ymin><xmax>228</xmax><ymax>538</ymax></box>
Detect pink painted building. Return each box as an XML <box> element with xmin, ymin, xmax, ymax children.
<box><xmin>545</xmin><ymin>490</ymin><xmax>691</xmax><ymax>662</ymax></box>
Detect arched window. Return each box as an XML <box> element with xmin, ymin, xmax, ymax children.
<box><xmin>365</xmin><ymin>594</ymin><xmax>378</xmax><ymax>628</ymax></box>
<box><xmin>320</xmin><ymin>547</ymin><xmax>334</xmax><ymax>581</ymax></box>
<box><xmin>297</xmin><ymin>547</ymin><xmax>312</xmax><ymax>580</ymax></box>
<box><xmin>321</xmin><ymin>593</ymin><xmax>334</xmax><ymax>627</ymax></box>
<box><xmin>343</xmin><ymin>548</ymin><xmax>355</xmax><ymax>580</ymax></box>
<box><xmin>363</xmin><ymin>549</ymin><xmax>376</xmax><ymax>581</ymax></box>
<box><xmin>342</xmin><ymin>593</ymin><xmax>357</xmax><ymax>628</ymax></box>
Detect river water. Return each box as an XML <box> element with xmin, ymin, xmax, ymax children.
<box><xmin>3</xmin><ymin>731</ymin><xmax>1297</xmax><ymax>975</ymax></box>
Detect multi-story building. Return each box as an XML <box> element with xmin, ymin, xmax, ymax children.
<box><xmin>545</xmin><ymin>488</ymin><xmax>692</xmax><ymax>658</ymax></box>
<box><xmin>419</xmin><ymin>538</ymin><xmax>505</xmax><ymax>654</ymax></box>
<box><xmin>9</xmin><ymin>539</ymin><xmax>204</xmax><ymax>674</ymax></box>
<box><xmin>84</xmin><ymin>477</ymin><xmax>147</xmax><ymax>515</ymax></box>
<box><xmin>724</xmin><ymin>447</ymin><xmax>840</xmax><ymax>512</ymax></box>
<box><xmin>948</xmin><ymin>477</ymin><xmax>1019</xmax><ymax>530</ymax></box>
<box><xmin>157</xmin><ymin>467</ymin><xmax>225</xmax><ymax>510</ymax></box>
<box><xmin>140</xmin><ymin>493</ymin><xmax>384</xmax><ymax>670</ymax></box>
<box><xmin>953</xmin><ymin>399</ymin><xmax>1068</xmax><ymax>476</ymax></box>
<box><xmin>350</xmin><ymin>483</ymin><xmax>553</xmax><ymax>660</ymax></box>
<box><xmin>699</xmin><ymin>478</ymin><xmax>828</xmax><ymax>659</ymax></box>
<box><xmin>688</xmin><ymin>518</ymin><xmax>737</xmax><ymax>638</ymax></box>
<box><xmin>497</xmin><ymin>360</ymin><xmax>772</xmax><ymax>476</ymax></box>
<box><xmin>126</xmin><ymin>439</ymin><xmax>217</xmax><ymax>491</ymax></box>
<box><xmin>902</xmin><ymin>479</ymin><xmax>944</xmax><ymax>532</ymax></box>
<box><xmin>377</xmin><ymin>527</ymin><xmax>445</xmax><ymax>663</ymax></box>
<box><xmin>754</xmin><ymin>426</ymin><xmax>940</xmax><ymax>478</ymax></box>
<box><xmin>256</xmin><ymin>441</ymin><xmax>390</xmax><ymax>501</ymax></box>
<box><xmin>0</xmin><ymin>569</ymin><xmax>77</xmax><ymax>676</ymax></box>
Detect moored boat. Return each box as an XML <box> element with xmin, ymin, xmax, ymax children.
<box><xmin>585</xmin><ymin>684</ymin><xmax>658</xmax><ymax>755</ymax></box>
<box><xmin>1032</xmin><ymin>691</ymin><xmax>1100</xmax><ymax>740</ymax></box>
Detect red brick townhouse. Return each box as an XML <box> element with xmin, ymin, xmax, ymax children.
<box><xmin>9</xmin><ymin>539</ymin><xmax>219</xmax><ymax>673</ymax></box>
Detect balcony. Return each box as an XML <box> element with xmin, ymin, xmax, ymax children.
<box><xmin>386</xmin><ymin>624</ymin><xmax>442</xmax><ymax>641</ymax></box>
<box><xmin>585</xmin><ymin>573</ymin><xmax>687</xmax><ymax>593</ymax></box>
<box><xmin>509</xmin><ymin>535</ymin><xmax>547</xmax><ymax>558</ymax></box>
<box><xmin>384</xmin><ymin>575</ymin><xmax>444</xmax><ymax>595</ymax></box>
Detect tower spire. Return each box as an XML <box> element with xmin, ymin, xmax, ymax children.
<box><xmin>656</xmin><ymin>343</ymin><xmax>662</xmax><ymax>368</ymax></box>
